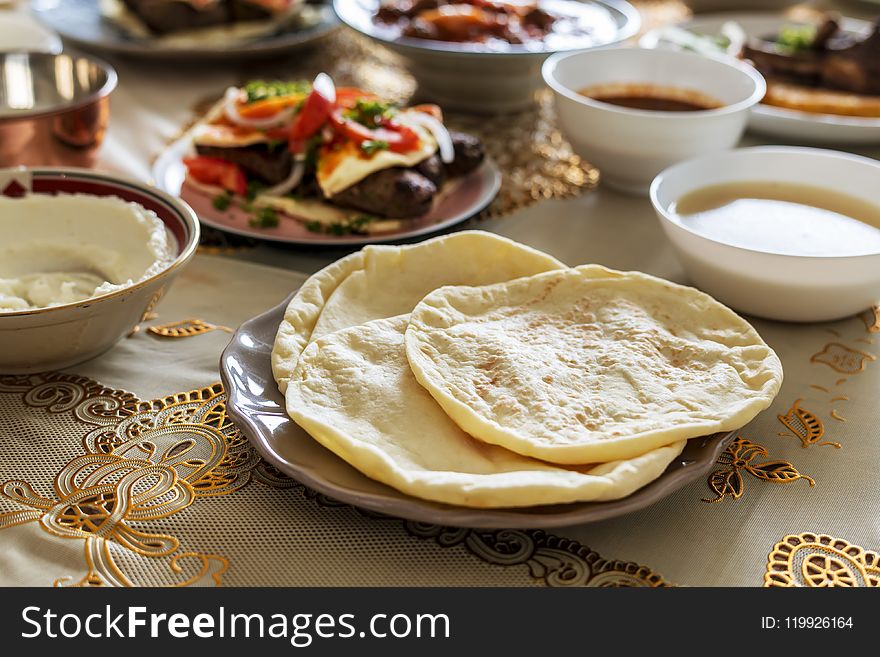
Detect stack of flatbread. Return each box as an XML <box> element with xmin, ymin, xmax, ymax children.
<box><xmin>272</xmin><ymin>231</ymin><xmax>783</xmax><ymax>508</ymax></box>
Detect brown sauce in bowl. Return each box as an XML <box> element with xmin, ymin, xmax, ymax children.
<box><xmin>578</xmin><ymin>83</ymin><xmax>723</xmax><ymax>112</ymax></box>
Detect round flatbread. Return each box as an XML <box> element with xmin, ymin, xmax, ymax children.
<box><xmin>405</xmin><ymin>266</ymin><xmax>783</xmax><ymax>464</ymax></box>
<box><xmin>285</xmin><ymin>316</ymin><xmax>686</xmax><ymax>508</ymax></box>
<box><xmin>272</xmin><ymin>230</ymin><xmax>565</xmax><ymax>393</ymax></box>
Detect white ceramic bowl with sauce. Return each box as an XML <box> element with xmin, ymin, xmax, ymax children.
<box><xmin>650</xmin><ymin>147</ymin><xmax>880</xmax><ymax>322</ymax></box>
<box><xmin>543</xmin><ymin>47</ymin><xmax>766</xmax><ymax>195</ymax></box>
<box><xmin>0</xmin><ymin>167</ymin><xmax>200</xmax><ymax>373</ymax></box>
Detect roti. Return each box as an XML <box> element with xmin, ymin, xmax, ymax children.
<box><xmin>272</xmin><ymin>231</ymin><xmax>565</xmax><ymax>393</ymax></box>
<box><xmin>405</xmin><ymin>265</ymin><xmax>783</xmax><ymax>464</ymax></box>
<box><xmin>284</xmin><ymin>315</ymin><xmax>686</xmax><ymax>508</ymax></box>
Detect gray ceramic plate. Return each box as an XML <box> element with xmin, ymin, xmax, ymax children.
<box><xmin>31</xmin><ymin>0</ymin><xmax>338</xmax><ymax>61</ymax></box>
<box><xmin>221</xmin><ymin>294</ymin><xmax>736</xmax><ymax>528</ymax></box>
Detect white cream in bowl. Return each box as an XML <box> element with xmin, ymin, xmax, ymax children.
<box><xmin>0</xmin><ymin>194</ymin><xmax>176</xmax><ymax>312</ymax></box>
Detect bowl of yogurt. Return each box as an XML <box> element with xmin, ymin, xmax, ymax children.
<box><xmin>0</xmin><ymin>167</ymin><xmax>200</xmax><ymax>372</ymax></box>
<box><xmin>650</xmin><ymin>147</ymin><xmax>880</xmax><ymax>322</ymax></box>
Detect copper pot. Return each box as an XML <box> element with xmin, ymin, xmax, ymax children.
<box><xmin>0</xmin><ymin>51</ymin><xmax>117</xmax><ymax>168</ymax></box>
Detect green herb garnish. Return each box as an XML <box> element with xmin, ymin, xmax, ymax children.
<box><xmin>245</xmin><ymin>179</ymin><xmax>267</xmax><ymax>202</ymax></box>
<box><xmin>249</xmin><ymin>206</ymin><xmax>279</xmax><ymax>228</ymax></box>
<box><xmin>243</xmin><ymin>80</ymin><xmax>309</xmax><ymax>104</ymax></box>
<box><xmin>361</xmin><ymin>140</ymin><xmax>390</xmax><ymax>155</ymax></box>
<box><xmin>305</xmin><ymin>215</ymin><xmax>375</xmax><ymax>235</ymax></box>
<box><xmin>212</xmin><ymin>192</ymin><xmax>232</xmax><ymax>211</ymax></box>
<box><xmin>776</xmin><ymin>25</ymin><xmax>816</xmax><ymax>52</ymax></box>
<box><xmin>344</xmin><ymin>99</ymin><xmax>395</xmax><ymax>127</ymax></box>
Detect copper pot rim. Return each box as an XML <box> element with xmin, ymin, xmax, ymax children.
<box><xmin>0</xmin><ymin>49</ymin><xmax>118</xmax><ymax>124</ymax></box>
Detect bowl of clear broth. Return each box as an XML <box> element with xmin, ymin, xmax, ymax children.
<box><xmin>650</xmin><ymin>146</ymin><xmax>880</xmax><ymax>322</ymax></box>
<box><xmin>543</xmin><ymin>47</ymin><xmax>765</xmax><ymax>195</ymax></box>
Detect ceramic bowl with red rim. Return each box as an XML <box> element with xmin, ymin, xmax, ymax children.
<box><xmin>0</xmin><ymin>167</ymin><xmax>200</xmax><ymax>373</ymax></box>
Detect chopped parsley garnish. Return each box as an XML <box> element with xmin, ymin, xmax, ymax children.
<box><xmin>361</xmin><ymin>140</ymin><xmax>390</xmax><ymax>155</ymax></box>
<box><xmin>243</xmin><ymin>80</ymin><xmax>309</xmax><ymax>104</ymax></box>
<box><xmin>305</xmin><ymin>215</ymin><xmax>374</xmax><ymax>235</ymax></box>
<box><xmin>212</xmin><ymin>192</ymin><xmax>232</xmax><ymax>211</ymax></box>
<box><xmin>344</xmin><ymin>99</ymin><xmax>395</xmax><ymax>128</ymax></box>
<box><xmin>245</xmin><ymin>179</ymin><xmax>267</xmax><ymax>202</ymax></box>
<box><xmin>249</xmin><ymin>206</ymin><xmax>279</xmax><ymax>228</ymax></box>
<box><xmin>776</xmin><ymin>25</ymin><xmax>816</xmax><ymax>52</ymax></box>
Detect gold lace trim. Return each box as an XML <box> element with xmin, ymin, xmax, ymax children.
<box><xmin>765</xmin><ymin>533</ymin><xmax>880</xmax><ymax>587</ymax></box>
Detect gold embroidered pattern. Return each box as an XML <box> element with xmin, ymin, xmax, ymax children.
<box><xmin>765</xmin><ymin>533</ymin><xmax>880</xmax><ymax>587</ymax></box>
<box><xmin>862</xmin><ymin>306</ymin><xmax>880</xmax><ymax>333</ymax></box>
<box><xmin>0</xmin><ymin>377</ymin><xmax>281</xmax><ymax>586</ymax></box>
<box><xmin>810</xmin><ymin>342</ymin><xmax>876</xmax><ymax>374</ymax></box>
<box><xmin>128</xmin><ymin>289</ymin><xmax>164</xmax><ymax>337</ymax></box>
<box><xmin>703</xmin><ymin>438</ymin><xmax>814</xmax><ymax>503</ymax></box>
<box><xmin>0</xmin><ymin>374</ymin><xmax>669</xmax><ymax>588</ymax></box>
<box><xmin>777</xmin><ymin>399</ymin><xmax>840</xmax><ymax>449</ymax></box>
<box><xmin>405</xmin><ymin>525</ymin><xmax>668</xmax><ymax>587</ymax></box>
<box><xmin>147</xmin><ymin>318</ymin><xmax>232</xmax><ymax>339</ymax></box>
<box><xmin>0</xmin><ymin>373</ymin><xmax>139</xmax><ymax>424</ymax></box>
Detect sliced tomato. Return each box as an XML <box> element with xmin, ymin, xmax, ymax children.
<box><xmin>335</xmin><ymin>87</ymin><xmax>378</xmax><ymax>109</ymax></box>
<box><xmin>289</xmin><ymin>87</ymin><xmax>334</xmax><ymax>150</ymax></box>
<box><xmin>183</xmin><ymin>156</ymin><xmax>247</xmax><ymax>196</ymax></box>
<box><xmin>328</xmin><ymin>109</ymin><xmax>421</xmax><ymax>154</ymax></box>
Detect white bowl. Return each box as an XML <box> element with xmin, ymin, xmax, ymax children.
<box><xmin>334</xmin><ymin>0</ymin><xmax>640</xmax><ymax>114</ymax></box>
<box><xmin>543</xmin><ymin>47</ymin><xmax>766</xmax><ymax>195</ymax></box>
<box><xmin>650</xmin><ymin>147</ymin><xmax>880</xmax><ymax>323</ymax></box>
<box><xmin>0</xmin><ymin>167</ymin><xmax>200</xmax><ymax>373</ymax></box>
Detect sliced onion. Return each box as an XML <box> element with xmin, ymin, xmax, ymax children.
<box><xmin>312</xmin><ymin>72</ymin><xmax>336</xmax><ymax>104</ymax></box>
<box><xmin>720</xmin><ymin>21</ymin><xmax>747</xmax><ymax>56</ymax></box>
<box><xmin>404</xmin><ymin>111</ymin><xmax>454</xmax><ymax>164</ymax></box>
<box><xmin>261</xmin><ymin>160</ymin><xmax>305</xmax><ymax>197</ymax></box>
<box><xmin>223</xmin><ymin>87</ymin><xmax>296</xmax><ymax>129</ymax></box>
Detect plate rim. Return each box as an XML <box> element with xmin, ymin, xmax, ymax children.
<box><xmin>220</xmin><ymin>293</ymin><xmax>739</xmax><ymax>529</ymax></box>
<box><xmin>152</xmin><ymin>132</ymin><xmax>503</xmax><ymax>247</ymax></box>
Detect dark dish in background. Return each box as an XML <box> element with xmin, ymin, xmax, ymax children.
<box><xmin>743</xmin><ymin>15</ymin><xmax>880</xmax><ymax>117</ymax></box>
<box><xmin>0</xmin><ymin>51</ymin><xmax>117</xmax><ymax>168</ymax></box>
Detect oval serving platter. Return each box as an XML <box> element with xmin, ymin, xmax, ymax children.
<box><xmin>220</xmin><ymin>294</ymin><xmax>737</xmax><ymax>529</ymax></box>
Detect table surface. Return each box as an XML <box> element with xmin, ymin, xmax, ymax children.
<box><xmin>1</xmin><ymin>0</ymin><xmax>879</xmax><ymax>588</ymax></box>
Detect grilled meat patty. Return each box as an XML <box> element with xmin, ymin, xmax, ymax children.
<box><xmin>331</xmin><ymin>169</ymin><xmax>437</xmax><ymax>218</ymax></box>
<box><xmin>414</xmin><ymin>154</ymin><xmax>446</xmax><ymax>188</ymax></box>
<box><xmin>121</xmin><ymin>0</ymin><xmax>230</xmax><ymax>34</ymax></box>
<box><xmin>196</xmin><ymin>143</ymin><xmax>293</xmax><ymax>185</ymax></box>
<box><xmin>446</xmin><ymin>130</ymin><xmax>484</xmax><ymax>177</ymax></box>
